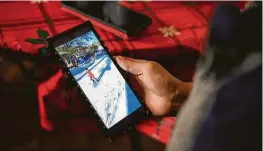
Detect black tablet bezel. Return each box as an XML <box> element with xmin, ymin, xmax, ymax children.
<box><xmin>47</xmin><ymin>21</ymin><xmax>151</xmax><ymax>142</ymax></box>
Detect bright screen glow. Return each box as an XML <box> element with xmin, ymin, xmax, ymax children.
<box><xmin>55</xmin><ymin>31</ymin><xmax>142</xmax><ymax>128</ymax></box>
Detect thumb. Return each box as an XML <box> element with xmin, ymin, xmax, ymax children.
<box><xmin>115</xmin><ymin>56</ymin><xmax>143</xmax><ymax>75</ymax></box>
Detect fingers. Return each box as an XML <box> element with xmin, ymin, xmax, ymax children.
<box><xmin>115</xmin><ymin>56</ymin><xmax>145</xmax><ymax>75</ymax></box>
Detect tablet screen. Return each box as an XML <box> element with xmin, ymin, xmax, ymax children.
<box><xmin>55</xmin><ymin>31</ymin><xmax>142</xmax><ymax>128</ymax></box>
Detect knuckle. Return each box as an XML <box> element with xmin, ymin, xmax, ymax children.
<box><xmin>145</xmin><ymin>61</ymin><xmax>158</xmax><ymax>71</ymax></box>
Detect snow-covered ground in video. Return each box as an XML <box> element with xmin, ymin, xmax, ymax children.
<box><xmin>71</xmin><ymin>54</ymin><xmax>141</xmax><ymax>128</ymax></box>
<box><xmin>56</xmin><ymin>31</ymin><xmax>141</xmax><ymax>128</ymax></box>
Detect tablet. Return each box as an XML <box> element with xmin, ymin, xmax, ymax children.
<box><xmin>47</xmin><ymin>21</ymin><xmax>151</xmax><ymax>142</ymax></box>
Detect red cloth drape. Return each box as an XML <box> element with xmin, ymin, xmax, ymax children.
<box><xmin>0</xmin><ymin>1</ymin><xmax>247</xmax><ymax>144</ymax></box>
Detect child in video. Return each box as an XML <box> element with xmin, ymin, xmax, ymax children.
<box><xmin>86</xmin><ymin>68</ymin><xmax>98</xmax><ymax>83</ymax></box>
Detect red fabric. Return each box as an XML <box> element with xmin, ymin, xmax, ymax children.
<box><xmin>0</xmin><ymin>1</ymin><xmax>247</xmax><ymax>144</ymax></box>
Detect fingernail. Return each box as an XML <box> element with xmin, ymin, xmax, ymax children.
<box><xmin>116</xmin><ymin>56</ymin><xmax>123</xmax><ymax>63</ymax></box>
<box><xmin>116</xmin><ymin>56</ymin><xmax>124</xmax><ymax>61</ymax></box>
<box><xmin>120</xmin><ymin>56</ymin><xmax>135</xmax><ymax>61</ymax></box>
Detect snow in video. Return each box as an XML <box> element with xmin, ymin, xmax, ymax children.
<box><xmin>55</xmin><ymin>31</ymin><xmax>142</xmax><ymax>128</ymax></box>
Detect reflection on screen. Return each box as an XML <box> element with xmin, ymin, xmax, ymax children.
<box><xmin>55</xmin><ymin>31</ymin><xmax>142</xmax><ymax>128</ymax></box>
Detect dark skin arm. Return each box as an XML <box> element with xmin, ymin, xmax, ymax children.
<box><xmin>116</xmin><ymin>56</ymin><xmax>193</xmax><ymax>116</ymax></box>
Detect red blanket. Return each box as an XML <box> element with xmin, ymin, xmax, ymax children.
<box><xmin>0</xmin><ymin>1</ymin><xmax>246</xmax><ymax>144</ymax></box>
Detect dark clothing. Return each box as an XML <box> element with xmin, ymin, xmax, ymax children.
<box><xmin>167</xmin><ymin>2</ymin><xmax>262</xmax><ymax>151</ymax></box>
<box><xmin>192</xmin><ymin>65</ymin><xmax>261</xmax><ymax>151</ymax></box>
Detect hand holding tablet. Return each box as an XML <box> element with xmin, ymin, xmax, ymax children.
<box><xmin>47</xmin><ymin>21</ymin><xmax>151</xmax><ymax>141</ymax></box>
<box><xmin>47</xmin><ymin>21</ymin><xmax>186</xmax><ymax>142</ymax></box>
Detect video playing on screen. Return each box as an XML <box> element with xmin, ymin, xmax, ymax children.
<box><xmin>55</xmin><ymin>31</ymin><xmax>142</xmax><ymax>128</ymax></box>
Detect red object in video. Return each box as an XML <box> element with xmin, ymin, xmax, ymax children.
<box><xmin>86</xmin><ymin>69</ymin><xmax>95</xmax><ymax>79</ymax></box>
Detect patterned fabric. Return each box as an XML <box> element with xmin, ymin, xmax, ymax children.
<box><xmin>0</xmin><ymin>1</ymin><xmax>246</xmax><ymax>144</ymax></box>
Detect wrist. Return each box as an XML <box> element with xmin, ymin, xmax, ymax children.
<box><xmin>169</xmin><ymin>81</ymin><xmax>193</xmax><ymax>114</ymax></box>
